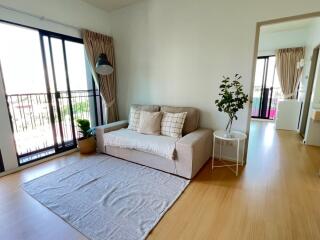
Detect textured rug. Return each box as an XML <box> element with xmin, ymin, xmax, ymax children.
<box><xmin>23</xmin><ymin>155</ymin><xmax>190</xmax><ymax>240</ymax></box>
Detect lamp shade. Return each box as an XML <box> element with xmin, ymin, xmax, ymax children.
<box><xmin>96</xmin><ymin>53</ymin><xmax>113</xmax><ymax>75</ymax></box>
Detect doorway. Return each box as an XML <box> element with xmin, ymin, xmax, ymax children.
<box><xmin>0</xmin><ymin>21</ymin><xmax>104</xmax><ymax>164</ymax></box>
<box><xmin>247</xmin><ymin>12</ymin><xmax>320</xmax><ymax>155</ymax></box>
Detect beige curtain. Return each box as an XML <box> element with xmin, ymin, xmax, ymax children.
<box><xmin>275</xmin><ymin>47</ymin><xmax>305</xmax><ymax>99</ymax></box>
<box><xmin>82</xmin><ymin>29</ymin><xmax>119</xmax><ymax>123</ymax></box>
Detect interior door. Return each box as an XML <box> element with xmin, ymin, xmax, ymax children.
<box><xmin>300</xmin><ymin>47</ymin><xmax>319</xmax><ymax>137</ymax></box>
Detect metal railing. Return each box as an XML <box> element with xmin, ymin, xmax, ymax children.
<box><xmin>6</xmin><ymin>90</ymin><xmax>101</xmax><ymax>159</ymax></box>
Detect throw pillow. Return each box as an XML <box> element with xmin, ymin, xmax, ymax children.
<box><xmin>128</xmin><ymin>107</ymin><xmax>141</xmax><ymax>131</ymax></box>
<box><xmin>137</xmin><ymin>111</ymin><xmax>163</xmax><ymax>135</ymax></box>
<box><xmin>161</xmin><ymin>112</ymin><xmax>187</xmax><ymax>138</ymax></box>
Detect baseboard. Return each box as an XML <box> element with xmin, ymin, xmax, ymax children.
<box><xmin>0</xmin><ymin>149</ymin><xmax>78</xmax><ymax>178</ymax></box>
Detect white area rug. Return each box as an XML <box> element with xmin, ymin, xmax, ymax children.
<box><xmin>23</xmin><ymin>155</ymin><xmax>190</xmax><ymax>240</ymax></box>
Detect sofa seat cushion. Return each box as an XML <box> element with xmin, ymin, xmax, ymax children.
<box><xmin>103</xmin><ymin>129</ymin><xmax>177</xmax><ymax>160</ymax></box>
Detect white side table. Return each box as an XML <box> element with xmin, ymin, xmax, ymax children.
<box><xmin>212</xmin><ymin>130</ymin><xmax>247</xmax><ymax>176</ymax></box>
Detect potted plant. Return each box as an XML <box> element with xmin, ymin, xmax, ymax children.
<box><xmin>76</xmin><ymin>119</ymin><xmax>96</xmax><ymax>154</ymax></box>
<box><xmin>215</xmin><ymin>74</ymin><xmax>249</xmax><ymax>138</ymax></box>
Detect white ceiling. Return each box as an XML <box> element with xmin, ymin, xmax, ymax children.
<box><xmin>261</xmin><ymin>17</ymin><xmax>320</xmax><ymax>33</ymax></box>
<box><xmin>82</xmin><ymin>0</ymin><xmax>143</xmax><ymax>12</ymax></box>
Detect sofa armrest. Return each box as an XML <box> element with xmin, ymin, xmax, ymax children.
<box><xmin>96</xmin><ymin>120</ymin><xmax>129</xmax><ymax>153</ymax></box>
<box><xmin>175</xmin><ymin>128</ymin><xmax>213</xmax><ymax>178</ymax></box>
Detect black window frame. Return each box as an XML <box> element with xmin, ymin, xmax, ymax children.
<box><xmin>0</xmin><ymin>19</ymin><xmax>104</xmax><ymax>166</ymax></box>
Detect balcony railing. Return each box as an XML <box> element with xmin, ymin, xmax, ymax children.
<box><xmin>251</xmin><ymin>87</ymin><xmax>283</xmax><ymax>120</ymax></box>
<box><xmin>6</xmin><ymin>90</ymin><xmax>101</xmax><ymax>161</ymax></box>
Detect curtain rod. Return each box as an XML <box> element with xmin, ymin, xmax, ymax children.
<box><xmin>0</xmin><ymin>4</ymin><xmax>80</xmax><ymax>31</ymax></box>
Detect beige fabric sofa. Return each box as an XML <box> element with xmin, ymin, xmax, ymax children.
<box><xmin>96</xmin><ymin>105</ymin><xmax>212</xmax><ymax>179</ymax></box>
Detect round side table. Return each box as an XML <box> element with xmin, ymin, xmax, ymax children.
<box><xmin>212</xmin><ymin>130</ymin><xmax>247</xmax><ymax>176</ymax></box>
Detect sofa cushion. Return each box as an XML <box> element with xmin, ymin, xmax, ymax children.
<box><xmin>104</xmin><ymin>129</ymin><xmax>177</xmax><ymax>159</ymax></box>
<box><xmin>161</xmin><ymin>112</ymin><xmax>187</xmax><ymax>138</ymax></box>
<box><xmin>128</xmin><ymin>104</ymin><xmax>160</xmax><ymax>131</ymax></box>
<box><xmin>131</xmin><ymin>104</ymin><xmax>160</xmax><ymax>112</ymax></box>
<box><xmin>137</xmin><ymin>111</ymin><xmax>162</xmax><ymax>135</ymax></box>
<box><xmin>160</xmin><ymin>106</ymin><xmax>200</xmax><ymax>135</ymax></box>
<box><xmin>128</xmin><ymin>107</ymin><xmax>141</xmax><ymax>131</ymax></box>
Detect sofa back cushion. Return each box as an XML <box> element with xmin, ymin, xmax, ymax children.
<box><xmin>160</xmin><ymin>106</ymin><xmax>200</xmax><ymax>135</ymax></box>
<box><xmin>131</xmin><ymin>104</ymin><xmax>160</xmax><ymax>112</ymax></box>
<box><xmin>128</xmin><ymin>104</ymin><xmax>160</xmax><ymax>131</ymax></box>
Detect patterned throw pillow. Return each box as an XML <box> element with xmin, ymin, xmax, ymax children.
<box><xmin>161</xmin><ymin>112</ymin><xmax>187</xmax><ymax>138</ymax></box>
<box><xmin>128</xmin><ymin>107</ymin><xmax>141</xmax><ymax>131</ymax></box>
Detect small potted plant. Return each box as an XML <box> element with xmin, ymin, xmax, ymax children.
<box><xmin>76</xmin><ymin>119</ymin><xmax>96</xmax><ymax>154</ymax></box>
<box><xmin>215</xmin><ymin>74</ymin><xmax>249</xmax><ymax>138</ymax></box>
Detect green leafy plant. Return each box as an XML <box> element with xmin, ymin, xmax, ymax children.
<box><xmin>76</xmin><ymin>119</ymin><xmax>95</xmax><ymax>139</ymax></box>
<box><xmin>215</xmin><ymin>74</ymin><xmax>249</xmax><ymax>134</ymax></box>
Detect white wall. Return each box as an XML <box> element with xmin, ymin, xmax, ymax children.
<box><xmin>0</xmin><ymin>0</ymin><xmax>110</xmax><ymax>172</ymax></box>
<box><xmin>258</xmin><ymin>28</ymin><xmax>309</xmax><ymax>57</ymax></box>
<box><xmin>110</xmin><ymin>0</ymin><xmax>320</xmax><ymax>135</ymax></box>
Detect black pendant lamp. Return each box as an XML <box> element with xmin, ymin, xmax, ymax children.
<box><xmin>96</xmin><ymin>53</ymin><xmax>113</xmax><ymax>75</ymax></box>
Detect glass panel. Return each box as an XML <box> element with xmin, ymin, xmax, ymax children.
<box><xmin>43</xmin><ymin>36</ymin><xmax>64</xmax><ymax>146</ymax></box>
<box><xmin>251</xmin><ymin>58</ymin><xmax>265</xmax><ymax>117</ymax></box>
<box><xmin>251</xmin><ymin>56</ymin><xmax>284</xmax><ymax>120</ymax></box>
<box><xmin>65</xmin><ymin>41</ymin><xmax>91</xmax><ymax>91</ymax></box>
<box><xmin>0</xmin><ymin>23</ymin><xmax>46</xmax><ymax>94</ymax></box>
<box><xmin>0</xmin><ymin>22</ymin><xmax>55</xmax><ymax>162</ymax></box>
<box><xmin>65</xmin><ymin>40</ymin><xmax>98</xmax><ymax>131</ymax></box>
<box><xmin>43</xmin><ymin>36</ymin><xmax>55</xmax><ymax>93</ymax></box>
<box><xmin>270</xmin><ymin>65</ymin><xmax>283</xmax><ymax>120</ymax></box>
<box><xmin>51</xmin><ymin>38</ymin><xmax>68</xmax><ymax>91</ymax></box>
<box><xmin>266</xmin><ymin>57</ymin><xmax>276</xmax><ymax>88</ymax></box>
<box><xmin>49</xmin><ymin>38</ymin><xmax>74</xmax><ymax>145</ymax></box>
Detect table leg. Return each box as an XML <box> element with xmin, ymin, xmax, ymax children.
<box><xmin>236</xmin><ymin>139</ymin><xmax>240</xmax><ymax>176</ymax></box>
<box><xmin>219</xmin><ymin>140</ymin><xmax>222</xmax><ymax>161</ymax></box>
<box><xmin>241</xmin><ymin>140</ymin><xmax>245</xmax><ymax>166</ymax></box>
<box><xmin>212</xmin><ymin>136</ymin><xmax>215</xmax><ymax>170</ymax></box>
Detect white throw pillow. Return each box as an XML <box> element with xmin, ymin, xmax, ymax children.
<box><xmin>161</xmin><ymin>112</ymin><xmax>187</xmax><ymax>138</ymax></box>
<box><xmin>137</xmin><ymin>111</ymin><xmax>163</xmax><ymax>135</ymax></box>
<box><xmin>128</xmin><ymin>107</ymin><xmax>141</xmax><ymax>131</ymax></box>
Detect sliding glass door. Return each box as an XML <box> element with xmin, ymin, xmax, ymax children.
<box><xmin>251</xmin><ymin>56</ymin><xmax>283</xmax><ymax>120</ymax></box>
<box><xmin>41</xmin><ymin>34</ymin><xmax>79</xmax><ymax>153</ymax></box>
<box><xmin>0</xmin><ymin>21</ymin><xmax>103</xmax><ymax>165</ymax></box>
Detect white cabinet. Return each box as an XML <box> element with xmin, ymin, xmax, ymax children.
<box><xmin>275</xmin><ymin>100</ymin><xmax>302</xmax><ymax>131</ymax></box>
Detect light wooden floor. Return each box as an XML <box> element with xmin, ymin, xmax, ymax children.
<box><xmin>0</xmin><ymin>121</ymin><xmax>319</xmax><ymax>240</ymax></box>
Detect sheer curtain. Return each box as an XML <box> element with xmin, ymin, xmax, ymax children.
<box><xmin>275</xmin><ymin>47</ymin><xmax>305</xmax><ymax>99</ymax></box>
<box><xmin>82</xmin><ymin>29</ymin><xmax>119</xmax><ymax>123</ymax></box>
